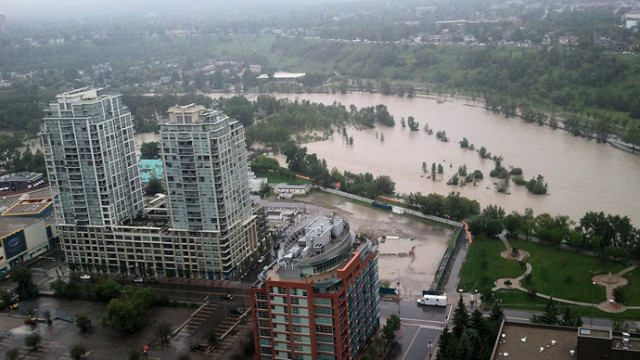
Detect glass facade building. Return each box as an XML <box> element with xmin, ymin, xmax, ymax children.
<box><xmin>41</xmin><ymin>88</ymin><xmax>143</xmax><ymax>227</ymax></box>
<box><xmin>41</xmin><ymin>90</ymin><xmax>258</xmax><ymax>279</ymax></box>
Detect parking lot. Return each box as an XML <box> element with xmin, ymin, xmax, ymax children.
<box><xmin>280</xmin><ymin>192</ymin><xmax>454</xmax><ymax>299</ymax></box>
<box><xmin>0</xmin><ymin>293</ymin><xmax>252</xmax><ymax>360</ymax></box>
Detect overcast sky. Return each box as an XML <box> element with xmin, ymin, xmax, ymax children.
<box><xmin>1</xmin><ymin>0</ymin><xmax>378</xmax><ymax>22</ymax></box>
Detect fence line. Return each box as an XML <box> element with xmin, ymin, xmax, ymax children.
<box><xmin>313</xmin><ymin>186</ymin><xmax>462</xmax><ymax>228</ymax></box>
<box><xmin>432</xmin><ymin>226</ymin><xmax>466</xmax><ymax>293</ymax></box>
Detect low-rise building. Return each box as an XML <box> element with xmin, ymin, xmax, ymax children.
<box><xmin>257</xmin><ymin>71</ymin><xmax>306</xmax><ymax>83</ymax></box>
<box><xmin>248</xmin><ymin>170</ymin><xmax>267</xmax><ymax>193</ymax></box>
<box><xmin>491</xmin><ymin>321</ymin><xmax>640</xmax><ymax>360</ymax></box>
<box><xmin>140</xmin><ymin>159</ymin><xmax>164</xmax><ymax>184</ymax></box>
<box><xmin>0</xmin><ymin>197</ymin><xmax>58</xmax><ymax>273</ymax></box>
<box><xmin>275</xmin><ymin>184</ymin><xmax>310</xmax><ymax>199</ymax></box>
<box><xmin>0</xmin><ymin>172</ymin><xmax>45</xmax><ymax>193</ymax></box>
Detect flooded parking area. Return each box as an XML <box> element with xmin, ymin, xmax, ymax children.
<box><xmin>0</xmin><ymin>297</ymin><xmax>195</xmax><ymax>360</ymax></box>
<box><xmin>294</xmin><ymin>192</ymin><xmax>454</xmax><ymax>299</ymax></box>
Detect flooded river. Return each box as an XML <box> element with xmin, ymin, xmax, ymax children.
<box><xmin>136</xmin><ymin>93</ymin><xmax>640</xmax><ymax>226</ymax></box>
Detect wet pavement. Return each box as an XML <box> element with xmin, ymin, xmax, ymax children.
<box><xmin>0</xmin><ymin>297</ymin><xmax>196</xmax><ymax>360</ymax></box>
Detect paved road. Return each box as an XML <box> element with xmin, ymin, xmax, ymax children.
<box><xmin>380</xmin><ymin>299</ymin><xmax>448</xmax><ymax>360</ymax></box>
<box><xmin>444</xmin><ymin>231</ymin><xmax>470</xmax><ymax>294</ymax></box>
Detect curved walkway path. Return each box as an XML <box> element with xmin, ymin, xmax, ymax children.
<box><xmin>492</xmin><ymin>233</ymin><xmax>640</xmax><ymax>313</ymax></box>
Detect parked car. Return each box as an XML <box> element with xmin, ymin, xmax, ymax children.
<box><xmin>134</xmin><ymin>278</ymin><xmax>144</xmax><ymax>284</ymax></box>
<box><xmin>80</xmin><ymin>274</ymin><xmax>91</xmax><ymax>280</ymax></box>
<box><xmin>148</xmin><ymin>279</ymin><xmax>158</xmax><ymax>285</ymax></box>
<box><xmin>258</xmin><ymin>255</ymin><xmax>266</xmax><ymax>264</ymax></box>
<box><xmin>229</xmin><ymin>307</ymin><xmax>245</xmax><ymax>315</ymax></box>
<box><xmin>220</xmin><ymin>294</ymin><xmax>234</xmax><ymax>301</ymax></box>
<box><xmin>190</xmin><ymin>344</ymin><xmax>207</xmax><ymax>353</ymax></box>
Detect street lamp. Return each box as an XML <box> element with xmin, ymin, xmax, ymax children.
<box><xmin>474</xmin><ymin>289</ymin><xmax>478</xmax><ymax>310</ymax></box>
<box><xmin>591</xmin><ymin>281</ymin><xmax>596</xmax><ymax>326</ymax></box>
<box><xmin>397</xmin><ymin>268</ymin><xmax>401</xmax><ymax>316</ymax></box>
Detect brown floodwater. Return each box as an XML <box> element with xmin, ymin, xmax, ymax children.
<box><xmin>297</xmin><ymin>192</ymin><xmax>452</xmax><ymax>297</ymax></box>
<box><xmin>136</xmin><ymin>92</ymin><xmax>640</xmax><ymax>226</ymax></box>
<box><xmin>269</xmin><ymin>93</ymin><xmax>640</xmax><ymax>226</ymax></box>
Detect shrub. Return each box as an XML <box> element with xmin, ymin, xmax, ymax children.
<box><xmin>25</xmin><ymin>333</ymin><xmax>42</xmax><ymax>350</ymax></box>
<box><xmin>5</xmin><ymin>348</ymin><xmax>20</xmax><ymax>360</ymax></box>
<box><xmin>613</xmin><ymin>288</ymin><xmax>625</xmax><ymax>304</ymax></box>
<box><xmin>509</xmin><ymin>168</ymin><xmax>523</xmax><ymax>176</ymax></box>
<box><xmin>527</xmin><ymin>288</ymin><xmax>538</xmax><ymax>298</ymax></box>
<box><xmin>75</xmin><ymin>315</ymin><xmax>92</xmax><ymax>333</ymax></box>
<box><xmin>512</xmin><ymin>175</ymin><xmax>526</xmax><ymax>185</ymax></box>
<box><xmin>490</xmin><ymin>168</ymin><xmax>508</xmax><ymax>179</ymax></box>
<box><xmin>70</xmin><ymin>344</ymin><xmax>87</xmax><ymax>360</ymax></box>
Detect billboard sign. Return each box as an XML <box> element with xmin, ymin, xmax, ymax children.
<box><xmin>2</xmin><ymin>229</ymin><xmax>27</xmax><ymax>260</ymax></box>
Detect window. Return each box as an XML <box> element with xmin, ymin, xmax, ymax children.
<box><xmin>315</xmin><ymin>326</ymin><xmax>334</xmax><ymax>334</ymax></box>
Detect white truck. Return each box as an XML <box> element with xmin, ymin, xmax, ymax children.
<box><xmin>417</xmin><ymin>294</ymin><xmax>447</xmax><ymax>307</ymax></box>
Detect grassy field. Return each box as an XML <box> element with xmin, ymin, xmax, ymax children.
<box><xmin>257</xmin><ymin>171</ymin><xmax>312</xmax><ymax>185</ymax></box>
<box><xmin>490</xmin><ymin>289</ymin><xmax>640</xmax><ymax>320</ymax></box>
<box><xmin>623</xmin><ymin>268</ymin><xmax>640</xmax><ymax>306</ymax></box>
<box><xmin>457</xmin><ymin>237</ymin><xmax>523</xmax><ymax>294</ymax></box>
<box><xmin>458</xmin><ymin>235</ymin><xmax>640</xmax><ymax>317</ymax></box>
<box><xmin>509</xmin><ymin>238</ymin><xmax>629</xmax><ymax>303</ymax></box>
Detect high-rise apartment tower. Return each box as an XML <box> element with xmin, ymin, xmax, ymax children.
<box><xmin>41</xmin><ymin>88</ymin><xmax>143</xmax><ymax>227</ymax></box>
<box><xmin>42</xmin><ymin>90</ymin><xmax>258</xmax><ymax>279</ymax></box>
<box><xmin>161</xmin><ymin>104</ymin><xmax>257</xmax><ymax>275</ymax></box>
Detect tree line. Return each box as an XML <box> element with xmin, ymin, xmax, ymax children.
<box><xmin>436</xmin><ymin>297</ymin><xmax>504</xmax><ymax>360</ymax></box>
<box><xmin>50</xmin><ymin>277</ymin><xmax>169</xmax><ymax>333</ymax></box>
<box><xmin>251</xmin><ymin>146</ymin><xmax>396</xmax><ymax>200</ymax></box>
<box><xmin>219</xmin><ymin>95</ymin><xmax>395</xmax><ymax>150</ymax></box>
<box><xmin>467</xmin><ymin>205</ymin><xmax>640</xmax><ymax>260</ymax></box>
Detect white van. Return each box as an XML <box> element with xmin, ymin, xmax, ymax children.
<box><xmin>417</xmin><ymin>294</ymin><xmax>447</xmax><ymax>307</ymax></box>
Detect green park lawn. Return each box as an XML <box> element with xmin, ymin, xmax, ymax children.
<box><xmin>459</xmin><ymin>236</ymin><xmax>640</xmax><ymax>315</ymax></box>
<box><xmin>457</xmin><ymin>237</ymin><xmax>523</xmax><ymax>294</ymax></box>
<box><xmin>509</xmin><ymin>238</ymin><xmax>629</xmax><ymax>304</ymax></box>
<box><xmin>624</xmin><ymin>268</ymin><xmax>640</xmax><ymax>306</ymax></box>
<box><xmin>490</xmin><ymin>290</ymin><xmax>640</xmax><ymax>320</ymax></box>
<box><xmin>256</xmin><ymin>171</ymin><xmax>312</xmax><ymax>186</ymax></box>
